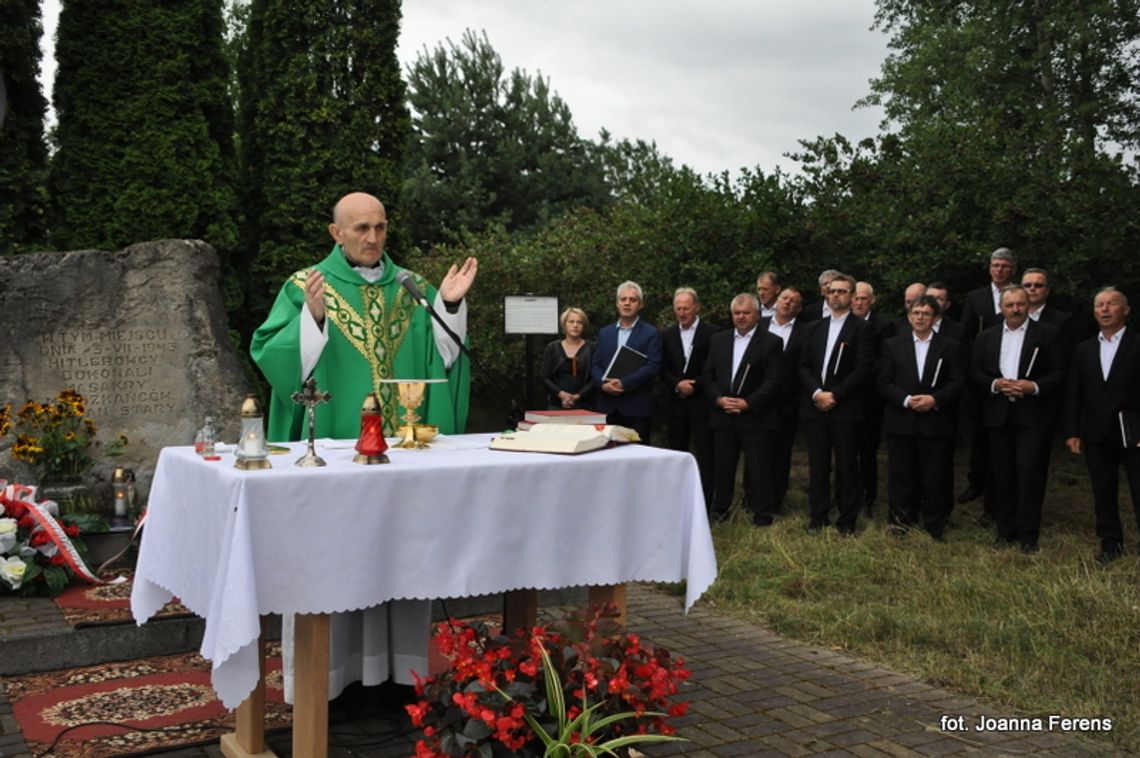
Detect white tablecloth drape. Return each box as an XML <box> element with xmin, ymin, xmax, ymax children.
<box><xmin>131</xmin><ymin>434</ymin><xmax>718</xmax><ymax>708</ymax></box>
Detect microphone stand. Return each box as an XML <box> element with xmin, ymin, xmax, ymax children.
<box><xmin>418</xmin><ymin>296</ymin><xmax>522</xmax><ymax>431</ymax></box>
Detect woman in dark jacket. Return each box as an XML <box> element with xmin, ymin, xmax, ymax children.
<box><xmin>541</xmin><ymin>307</ymin><xmax>595</xmax><ymax>410</ymax></box>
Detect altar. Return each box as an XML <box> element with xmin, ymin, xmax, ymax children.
<box><xmin>131</xmin><ymin>433</ymin><xmax>717</xmax><ymax>757</ymax></box>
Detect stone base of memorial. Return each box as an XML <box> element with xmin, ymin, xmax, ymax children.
<box><xmin>38</xmin><ymin>480</ymin><xmax>97</xmax><ymax>516</ymax></box>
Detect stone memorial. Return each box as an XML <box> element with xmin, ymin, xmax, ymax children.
<box><xmin>0</xmin><ymin>240</ymin><xmax>250</xmax><ymax>507</ymax></box>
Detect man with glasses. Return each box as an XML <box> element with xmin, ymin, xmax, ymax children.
<box><xmin>1023</xmin><ymin>268</ymin><xmax>1072</xmax><ymax>341</ymax></box>
<box><xmin>797</xmin><ymin>273</ymin><xmax>875</xmax><ymax>534</ymax></box>
<box><xmin>878</xmin><ymin>296</ymin><xmax>965</xmax><ymax>539</ymax></box>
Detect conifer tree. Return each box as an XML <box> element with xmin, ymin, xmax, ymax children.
<box><xmin>237</xmin><ymin>0</ymin><xmax>411</xmax><ymax>323</ymax></box>
<box><xmin>49</xmin><ymin>0</ymin><xmax>238</xmax><ymax>257</ymax></box>
<box><xmin>0</xmin><ymin>0</ymin><xmax>49</xmax><ymax>254</ymax></box>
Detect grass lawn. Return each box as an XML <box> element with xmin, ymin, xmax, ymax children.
<box><xmin>700</xmin><ymin>444</ymin><xmax>1140</xmax><ymax>754</ymax></box>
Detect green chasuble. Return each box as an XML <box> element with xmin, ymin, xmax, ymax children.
<box><xmin>250</xmin><ymin>246</ymin><xmax>471</xmax><ymax>441</ymax></box>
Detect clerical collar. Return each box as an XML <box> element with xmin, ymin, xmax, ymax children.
<box><xmin>343</xmin><ymin>252</ymin><xmax>383</xmax><ymax>269</ymax></box>
<box><xmin>344</xmin><ymin>253</ymin><xmax>385</xmax><ymax>282</ymax></box>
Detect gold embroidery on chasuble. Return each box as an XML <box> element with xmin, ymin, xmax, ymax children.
<box><xmin>290</xmin><ymin>274</ymin><xmax>415</xmax><ymax>434</ymax></box>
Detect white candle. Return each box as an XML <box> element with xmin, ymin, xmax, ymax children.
<box><xmin>242</xmin><ymin>431</ymin><xmax>261</xmax><ymax>457</ymax></box>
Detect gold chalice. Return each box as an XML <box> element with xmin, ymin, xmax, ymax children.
<box><xmin>380</xmin><ymin>378</ymin><xmax>447</xmax><ymax>448</ymax></box>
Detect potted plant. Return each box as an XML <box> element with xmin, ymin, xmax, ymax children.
<box><xmin>406</xmin><ymin>604</ymin><xmax>690</xmax><ymax>757</ymax></box>
<box><xmin>1</xmin><ymin>389</ymin><xmax>125</xmax><ymax>514</ymax></box>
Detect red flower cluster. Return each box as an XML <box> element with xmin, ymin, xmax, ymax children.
<box><xmin>406</xmin><ymin>604</ymin><xmax>690</xmax><ymax>757</ymax></box>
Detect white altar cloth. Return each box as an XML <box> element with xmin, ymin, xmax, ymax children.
<box><xmin>130</xmin><ymin>434</ymin><xmax>717</xmax><ymax>708</ymax></box>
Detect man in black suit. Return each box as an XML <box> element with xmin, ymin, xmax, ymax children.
<box><xmin>852</xmin><ymin>281</ymin><xmax>893</xmax><ymax>516</ymax></box>
<box><xmin>797</xmin><ymin>273</ymin><xmax>875</xmax><ymax>534</ymax></box>
<box><xmin>971</xmin><ymin>285</ymin><xmax>1065</xmax><ymax>553</ymax></box>
<box><xmin>702</xmin><ymin>294</ymin><xmax>784</xmax><ymax>524</ymax></box>
<box><xmin>958</xmin><ymin>247</ymin><xmax>1017</xmax><ymax>508</ymax></box>
<box><xmin>1023</xmin><ymin>268</ymin><xmax>1074</xmax><ymax>362</ymax></box>
<box><xmin>878</xmin><ymin>296</ymin><xmax>965</xmax><ymax>539</ymax></box>
<box><xmin>660</xmin><ymin>287</ymin><xmax>719</xmax><ymax>505</ymax></box>
<box><xmin>798</xmin><ymin>269</ymin><xmax>841</xmax><ymax>324</ymax></box>
<box><xmin>761</xmin><ymin>287</ymin><xmax>808</xmax><ymax>512</ymax></box>
<box><xmin>1064</xmin><ymin>287</ymin><xmax>1140</xmax><ymax>563</ymax></box>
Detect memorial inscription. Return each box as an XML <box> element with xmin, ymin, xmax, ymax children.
<box><xmin>0</xmin><ymin>240</ymin><xmax>249</xmax><ymax>499</ymax></box>
<box><xmin>39</xmin><ymin>328</ymin><xmax>185</xmax><ymax>419</ymax></box>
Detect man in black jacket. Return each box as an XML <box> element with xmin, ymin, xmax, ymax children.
<box><xmin>660</xmin><ymin>287</ymin><xmax>719</xmax><ymax>505</ymax></box>
<box><xmin>797</xmin><ymin>273</ymin><xmax>875</xmax><ymax>534</ymax></box>
<box><xmin>971</xmin><ymin>285</ymin><xmax>1064</xmax><ymax>553</ymax></box>
<box><xmin>702</xmin><ymin>294</ymin><xmax>784</xmax><ymax>524</ymax></box>
<box><xmin>878</xmin><ymin>296</ymin><xmax>965</xmax><ymax>539</ymax></box>
<box><xmin>1064</xmin><ymin>287</ymin><xmax>1140</xmax><ymax>563</ymax></box>
<box><xmin>761</xmin><ymin>288</ymin><xmax>808</xmax><ymax>513</ymax></box>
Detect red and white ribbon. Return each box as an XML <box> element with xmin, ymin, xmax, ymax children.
<box><xmin>0</xmin><ymin>481</ymin><xmax>126</xmax><ymax>586</ymax></box>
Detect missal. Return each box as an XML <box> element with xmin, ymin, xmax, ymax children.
<box><xmin>490</xmin><ymin>423</ymin><xmax>639</xmax><ymax>455</ymax></box>
<box><xmin>523</xmin><ymin>409</ymin><xmax>608</xmax><ymax>425</ymax></box>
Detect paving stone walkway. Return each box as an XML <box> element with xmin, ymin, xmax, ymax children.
<box><xmin>0</xmin><ymin>585</ymin><xmax>1119</xmax><ymax>757</ymax></box>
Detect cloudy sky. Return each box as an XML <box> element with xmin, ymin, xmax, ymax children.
<box><xmin>40</xmin><ymin>0</ymin><xmax>890</xmax><ymax>178</ymax></box>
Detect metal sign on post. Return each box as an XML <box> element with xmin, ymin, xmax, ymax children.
<box><xmin>504</xmin><ymin>295</ymin><xmax>560</xmax><ymax>411</ymax></box>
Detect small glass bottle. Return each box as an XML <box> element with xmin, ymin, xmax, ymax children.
<box><xmin>195</xmin><ymin>416</ymin><xmax>217</xmax><ymax>457</ymax></box>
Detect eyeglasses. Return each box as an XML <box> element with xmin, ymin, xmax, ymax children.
<box><xmin>828</xmin><ymin>288</ymin><xmax>851</xmax><ymax>295</ymax></box>
<box><xmin>1022</xmin><ymin>282</ymin><xmax>1047</xmax><ymax>289</ymax></box>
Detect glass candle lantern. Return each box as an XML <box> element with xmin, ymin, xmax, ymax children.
<box><xmin>234</xmin><ymin>395</ymin><xmax>272</xmax><ymax>470</ymax></box>
<box><xmin>111</xmin><ymin>467</ymin><xmax>130</xmax><ymax>519</ymax></box>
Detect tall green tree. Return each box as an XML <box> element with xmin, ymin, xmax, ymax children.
<box><xmin>238</xmin><ymin>0</ymin><xmax>410</xmax><ymax>324</ymax></box>
<box><xmin>50</xmin><ymin>0</ymin><xmax>238</xmax><ymax>256</ymax></box>
<box><xmin>402</xmin><ymin>30</ymin><xmax>610</xmax><ymax>250</ymax></box>
<box><xmin>0</xmin><ymin>0</ymin><xmax>49</xmax><ymax>254</ymax></box>
<box><xmin>789</xmin><ymin>0</ymin><xmax>1140</xmax><ymax>311</ymax></box>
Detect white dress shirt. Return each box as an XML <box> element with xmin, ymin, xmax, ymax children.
<box><xmin>1099</xmin><ymin>326</ymin><xmax>1126</xmax><ymax>381</ymax></box>
<box><xmin>732</xmin><ymin>326</ymin><xmax>756</xmax><ymax>385</ymax></box>
<box><xmin>768</xmin><ymin>317</ymin><xmax>795</xmax><ymax>350</ymax></box>
<box><xmin>820</xmin><ymin>312</ymin><xmax>849</xmax><ymax>385</ymax></box>
<box><xmin>679</xmin><ymin>317</ymin><xmax>700</xmax><ymax>372</ymax></box>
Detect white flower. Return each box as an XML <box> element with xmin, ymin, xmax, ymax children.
<box><xmin>0</xmin><ymin>518</ymin><xmax>18</xmax><ymax>554</ymax></box>
<box><xmin>0</xmin><ymin>555</ymin><xmax>26</xmax><ymax>590</ymax></box>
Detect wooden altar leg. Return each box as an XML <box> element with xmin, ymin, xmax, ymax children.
<box><xmin>221</xmin><ymin>618</ymin><xmax>276</xmax><ymax>758</ymax></box>
<box><xmin>589</xmin><ymin>584</ymin><xmax>627</xmax><ymax>623</ymax></box>
<box><xmin>503</xmin><ymin>589</ymin><xmax>538</xmax><ymax>635</ymax></box>
<box><xmin>292</xmin><ymin>613</ymin><xmax>330</xmax><ymax>758</ymax></box>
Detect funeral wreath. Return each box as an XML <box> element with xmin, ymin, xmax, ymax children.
<box><xmin>0</xmin><ymin>481</ymin><xmax>106</xmax><ymax>596</ymax></box>
<box><xmin>406</xmin><ymin>604</ymin><xmax>690</xmax><ymax>757</ymax></box>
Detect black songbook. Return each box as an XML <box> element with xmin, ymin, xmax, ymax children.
<box><xmin>1119</xmin><ymin>410</ymin><xmax>1140</xmax><ymax>448</ymax></box>
<box><xmin>603</xmin><ymin>344</ymin><xmax>649</xmax><ymax>380</ymax></box>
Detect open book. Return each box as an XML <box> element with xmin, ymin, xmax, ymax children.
<box><xmin>490</xmin><ymin>423</ymin><xmax>640</xmax><ymax>455</ymax></box>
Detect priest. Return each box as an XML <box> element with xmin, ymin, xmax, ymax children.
<box><xmin>251</xmin><ymin>191</ymin><xmax>477</xmax><ymax>701</ymax></box>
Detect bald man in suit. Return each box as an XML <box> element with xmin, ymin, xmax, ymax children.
<box><xmin>1064</xmin><ymin>288</ymin><xmax>1140</xmax><ymax>563</ymax></box>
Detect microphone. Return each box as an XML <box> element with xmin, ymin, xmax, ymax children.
<box><xmin>396</xmin><ymin>270</ymin><xmax>430</xmax><ymax>308</ymax></box>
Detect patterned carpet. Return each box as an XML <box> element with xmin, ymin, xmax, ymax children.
<box><xmin>52</xmin><ymin>569</ymin><xmax>192</xmax><ymax>628</ymax></box>
<box><xmin>3</xmin><ymin>645</ymin><xmax>290</xmax><ymax>757</ymax></box>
